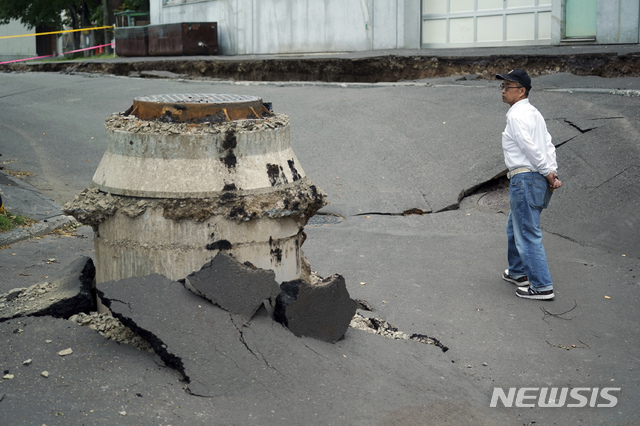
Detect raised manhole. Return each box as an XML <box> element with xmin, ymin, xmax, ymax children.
<box><xmin>129</xmin><ymin>93</ymin><xmax>271</xmax><ymax>122</ymax></box>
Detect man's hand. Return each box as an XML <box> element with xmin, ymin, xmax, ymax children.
<box><xmin>546</xmin><ymin>171</ymin><xmax>562</xmax><ymax>191</ymax></box>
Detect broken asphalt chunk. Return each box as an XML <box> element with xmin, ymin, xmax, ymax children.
<box><xmin>184</xmin><ymin>252</ymin><xmax>280</xmax><ymax>322</ymax></box>
<box><xmin>96</xmin><ymin>274</ymin><xmax>279</xmax><ymax>397</ymax></box>
<box><xmin>0</xmin><ymin>257</ymin><xmax>95</xmax><ymax>322</ymax></box>
<box><xmin>275</xmin><ymin>274</ymin><xmax>357</xmax><ymax>343</ymax></box>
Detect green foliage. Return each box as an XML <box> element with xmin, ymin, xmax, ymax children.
<box><xmin>119</xmin><ymin>0</ymin><xmax>150</xmax><ymax>12</ymax></box>
<box><xmin>0</xmin><ymin>0</ymin><xmax>111</xmax><ymax>30</ymax></box>
<box><xmin>0</xmin><ymin>0</ymin><xmax>67</xmax><ymax>29</ymax></box>
<box><xmin>0</xmin><ymin>210</ymin><xmax>35</xmax><ymax>233</ymax></box>
<box><xmin>0</xmin><ymin>0</ymin><xmax>147</xmax><ymax>51</ymax></box>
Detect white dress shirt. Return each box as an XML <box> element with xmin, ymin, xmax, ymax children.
<box><xmin>502</xmin><ymin>99</ymin><xmax>557</xmax><ymax>177</ymax></box>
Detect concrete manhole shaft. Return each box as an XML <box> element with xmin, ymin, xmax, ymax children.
<box><xmin>129</xmin><ymin>93</ymin><xmax>271</xmax><ymax>122</ymax></box>
<box><xmin>66</xmin><ymin>94</ymin><xmax>327</xmax><ymax>284</ymax></box>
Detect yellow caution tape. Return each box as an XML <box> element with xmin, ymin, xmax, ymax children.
<box><xmin>0</xmin><ymin>25</ymin><xmax>115</xmax><ymax>40</ymax></box>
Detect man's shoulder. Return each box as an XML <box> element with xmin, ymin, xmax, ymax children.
<box><xmin>508</xmin><ymin>99</ymin><xmax>537</xmax><ymax>117</ymax></box>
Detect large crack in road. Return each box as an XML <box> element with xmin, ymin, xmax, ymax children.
<box><xmin>3</xmin><ymin>52</ymin><xmax>640</xmax><ymax>82</ymax></box>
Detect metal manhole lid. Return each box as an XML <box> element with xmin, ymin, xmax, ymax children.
<box><xmin>128</xmin><ymin>93</ymin><xmax>272</xmax><ymax>122</ymax></box>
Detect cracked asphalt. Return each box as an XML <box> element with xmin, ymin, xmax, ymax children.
<box><xmin>1</xmin><ymin>48</ymin><xmax>639</xmax><ymax>425</ymax></box>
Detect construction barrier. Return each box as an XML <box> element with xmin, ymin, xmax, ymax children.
<box><xmin>0</xmin><ymin>25</ymin><xmax>115</xmax><ymax>65</ymax></box>
<box><xmin>0</xmin><ymin>25</ymin><xmax>114</xmax><ymax>40</ymax></box>
<box><xmin>0</xmin><ymin>43</ymin><xmax>115</xmax><ymax>64</ymax></box>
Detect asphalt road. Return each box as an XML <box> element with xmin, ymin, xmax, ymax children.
<box><xmin>1</xmin><ymin>69</ymin><xmax>639</xmax><ymax>425</ymax></box>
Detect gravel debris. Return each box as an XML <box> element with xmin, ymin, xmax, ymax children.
<box><xmin>350</xmin><ymin>312</ymin><xmax>448</xmax><ymax>352</ymax></box>
<box><xmin>105</xmin><ymin>112</ymin><xmax>289</xmax><ymax>135</ymax></box>
<box><xmin>68</xmin><ymin>312</ymin><xmax>153</xmax><ymax>352</ymax></box>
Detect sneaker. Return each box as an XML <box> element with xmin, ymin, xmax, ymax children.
<box><xmin>502</xmin><ymin>269</ymin><xmax>530</xmax><ymax>286</ymax></box>
<box><xmin>516</xmin><ymin>286</ymin><xmax>555</xmax><ymax>300</ymax></box>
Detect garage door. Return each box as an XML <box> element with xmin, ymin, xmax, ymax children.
<box><xmin>422</xmin><ymin>0</ymin><xmax>552</xmax><ymax>48</ymax></box>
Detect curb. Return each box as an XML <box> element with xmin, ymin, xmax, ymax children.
<box><xmin>546</xmin><ymin>88</ymin><xmax>640</xmax><ymax>97</ymax></box>
<box><xmin>0</xmin><ymin>214</ymin><xmax>77</xmax><ymax>247</ymax></box>
<box><xmin>0</xmin><ymin>170</ymin><xmax>78</xmax><ymax>247</ymax></box>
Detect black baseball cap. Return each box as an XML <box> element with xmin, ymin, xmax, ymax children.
<box><xmin>496</xmin><ymin>69</ymin><xmax>531</xmax><ymax>91</ymax></box>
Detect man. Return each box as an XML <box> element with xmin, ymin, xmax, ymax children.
<box><xmin>497</xmin><ymin>69</ymin><xmax>562</xmax><ymax>300</ymax></box>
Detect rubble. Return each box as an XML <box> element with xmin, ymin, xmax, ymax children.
<box><xmin>105</xmin><ymin>111</ymin><xmax>290</xmax><ymax>135</ymax></box>
<box><xmin>68</xmin><ymin>311</ymin><xmax>153</xmax><ymax>352</ymax></box>
<box><xmin>0</xmin><ymin>251</ymin><xmax>449</xmax><ymax>412</ymax></box>
<box><xmin>64</xmin><ymin>178</ymin><xmax>326</xmax><ymax>228</ymax></box>
<box><xmin>350</xmin><ymin>312</ymin><xmax>449</xmax><ymax>352</ymax></box>
<box><xmin>0</xmin><ymin>257</ymin><xmax>95</xmax><ymax>322</ymax></box>
<box><xmin>275</xmin><ymin>274</ymin><xmax>357</xmax><ymax>343</ymax></box>
<box><xmin>184</xmin><ymin>252</ymin><xmax>280</xmax><ymax>322</ymax></box>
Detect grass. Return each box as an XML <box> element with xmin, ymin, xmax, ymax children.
<box><xmin>0</xmin><ymin>210</ymin><xmax>37</xmax><ymax>233</ymax></box>
<box><xmin>43</xmin><ymin>52</ymin><xmax>118</xmax><ymax>62</ymax></box>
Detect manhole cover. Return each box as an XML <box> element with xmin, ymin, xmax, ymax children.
<box><xmin>478</xmin><ymin>187</ymin><xmax>510</xmax><ymax>210</ymax></box>
<box><xmin>129</xmin><ymin>94</ymin><xmax>271</xmax><ymax>122</ymax></box>
<box><xmin>307</xmin><ymin>214</ymin><xmax>344</xmax><ymax>226</ymax></box>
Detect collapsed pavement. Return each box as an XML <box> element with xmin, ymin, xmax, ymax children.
<box><xmin>2</xmin><ymin>51</ymin><xmax>640</xmax><ymax>82</ymax></box>
<box><xmin>2</xmin><ymin>60</ymin><xmax>639</xmax><ymax>425</ymax></box>
<box><xmin>1</xmin><ymin>251</ymin><xmax>451</xmax><ymax>401</ymax></box>
<box><xmin>0</xmin><ymin>257</ymin><xmax>94</xmax><ymax>323</ymax></box>
<box><xmin>3</xmin><ymin>83</ymin><xmax>437</xmax><ymax>396</ymax></box>
<box><xmin>1</xmin><ymin>275</ymin><xmax>502</xmax><ymax>425</ymax></box>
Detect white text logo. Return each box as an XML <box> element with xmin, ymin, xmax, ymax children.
<box><xmin>490</xmin><ymin>387</ymin><xmax>620</xmax><ymax>408</ymax></box>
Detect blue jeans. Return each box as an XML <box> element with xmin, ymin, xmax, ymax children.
<box><xmin>506</xmin><ymin>172</ymin><xmax>554</xmax><ymax>291</ymax></box>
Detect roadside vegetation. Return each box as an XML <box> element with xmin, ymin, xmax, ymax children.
<box><xmin>43</xmin><ymin>53</ymin><xmax>119</xmax><ymax>62</ymax></box>
<box><xmin>0</xmin><ymin>210</ymin><xmax>36</xmax><ymax>233</ymax></box>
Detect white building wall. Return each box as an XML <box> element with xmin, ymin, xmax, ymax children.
<box><xmin>151</xmin><ymin>0</ymin><xmax>421</xmax><ymax>55</ymax></box>
<box><xmin>596</xmin><ymin>0</ymin><xmax>639</xmax><ymax>44</ymax></box>
<box><xmin>151</xmin><ymin>0</ymin><xmax>640</xmax><ymax>53</ymax></box>
<box><xmin>552</xmin><ymin>0</ymin><xmax>639</xmax><ymax>44</ymax></box>
<box><xmin>0</xmin><ymin>20</ymin><xmax>37</xmax><ymax>61</ymax></box>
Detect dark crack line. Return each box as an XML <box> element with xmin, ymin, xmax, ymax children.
<box><xmin>555</xmin><ymin>134</ymin><xmax>579</xmax><ymax>149</ymax></box>
<box><xmin>410</xmin><ymin>333</ymin><xmax>449</xmax><ymax>353</ymax></box>
<box><xmin>435</xmin><ymin>203</ymin><xmax>460</xmax><ymax>213</ymax></box>
<box><xmin>564</xmin><ymin>119</ymin><xmax>596</xmax><ymax>134</ymax></box>
<box><xmin>354</xmin><ymin>208</ymin><xmax>430</xmax><ymax>217</ymax></box>
<box><xmin>202</xmin><ymin>326</ymin><xmax>282</xmax><ymax>401</ymax></box>
<box><xmin>0</xmin><ymin>88</ymin><xmax>40</xmax><ymax>100</ymax></box>
<box><xmin>589</xmin><ymin>165</ymin><xmax>635</xmax><ymax>189</ymax></box>
<box><xmin>454</xmin><ymin>173</ymin><xmax>510</xmax><ymax>209</ymax></box>
<box><xmin>543</xmin><ymin>230</ymin><xmax>581</xmax><ymax>244</ymax></box>
<box><xmin>106</xmin><ymin>310</ymin><xmax>188</xmax><ymax>385</ymax></box>
<box><xmin>229</xmin><ymin>315</ymin><xmax>281</xmax><ymax>376</ymax></box>
<box><xmin>300</xmin><ymin>341</ymin><xmax>326</xmax><ymax>358</ymax></box>
<box><xmin>108</xmin><ymin>298</ymin><xmax>133</xmax><ymax>311</ymax></box>
<box><xmin>203</xmin><ymin>339</ymin><xmax>276</xmax><ymax>396</ymax></box>
<box><xmin>184</xmin><ymin>386</ymin><xmax>213</xmax><ymax>398</ymax></box>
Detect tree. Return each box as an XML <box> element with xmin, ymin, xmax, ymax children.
<box><xmin>0</xmin><ymin>0</ymin><xmax>104</xmax><ymax>52</ymax></box>
<box><xmin>0</xmin><ymin>0</ymin><xmax>67</xmax><ymax>29</ymax></box>
<box><xmin>1</xmin><ymin>0</ymin><xmax>148</xmax><ymax>54</ymax></box>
